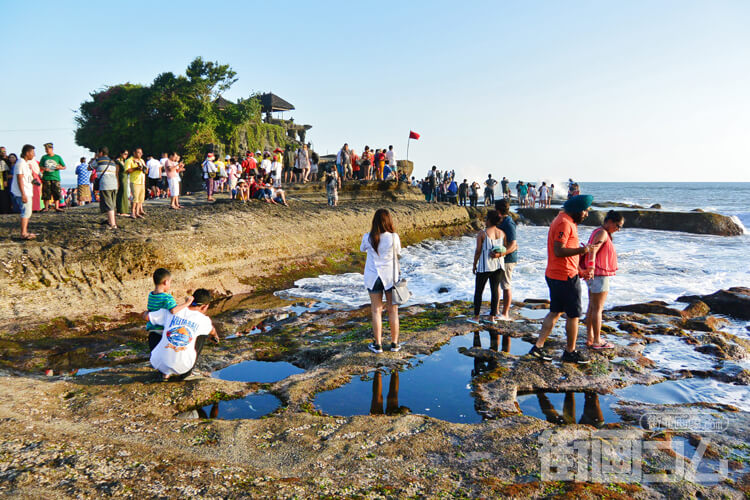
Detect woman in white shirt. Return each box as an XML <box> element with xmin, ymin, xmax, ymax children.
<box><xmin>360</xmin><ymin>209</ymin><xmax>401</xmax><ymax>353</ymax></box>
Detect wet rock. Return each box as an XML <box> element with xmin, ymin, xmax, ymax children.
<box><xmin>609</xmin><ymin>301</ymin><xmax>682</xmax><ymax>317</ymax></box>
<box><xmin>679</xmin><ymin>300</ymin><xmax>710</xmax><ymax>319</ymax></box>
<box><xmin>617</xmin><ymin>321</ymin><xmax>649</xmax><ymax>336</ymax></box>
<box><xmin>437</xmin><ymin>287</ymin><xmax>450</xmax><ymax>294</ymax></box>
<box><xmin>650</xmin><ymin>203</ymin><xmax>661</xmax><ymax>209</ymax></box>
<box><xmin>681</xmin><ymin>315</ymin><xmax>730</xmax><ymax>332</ymax></box>
<box><xmin>677</xmin><ymin>287</ymin><xmax>750</xmax><ymax>320</ymax></box>
<box><xmin>516</xmin><ymin>208</ymin><xmax>744</xmax><ymax>235</ymax></box>
<box><xmin>694</xmin><ymin>333</ymin><xmax>748</xmax><ymax>360</ymax></box>
<box><xmin>523</xmin><ymin>298</ymin><xmax>550</xmax><ymax>305</ymax></box>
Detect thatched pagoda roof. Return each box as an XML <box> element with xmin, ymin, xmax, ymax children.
<box><xmin>259</xmin><ymin>93</ymin><xmax>295</xmax><ymax>113</ymax></box>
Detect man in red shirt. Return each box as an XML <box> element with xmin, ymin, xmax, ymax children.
<box><xmin>241</xmin><ymin>152</ymin><xmax>257</xmax><ymax>177</ymax></box>
<box><xmin>529</xmin><ymin>194</ymin><xmax>601</xmax><ymax>364</ymax></box>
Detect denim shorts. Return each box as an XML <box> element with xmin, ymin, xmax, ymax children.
<box><xmin>587</xmin><ymin>276</ymin><xmax>610</xmax><ymax>293</ymax></box>
<box><xmin>367</xmin><ymin>277</ymin><xmax>392</xmax><ymax>294</ymax></box>
<box><xmin>12</xmin><ymin>195</ymin><xmax>32</xmax><ymax>219</ymax></box>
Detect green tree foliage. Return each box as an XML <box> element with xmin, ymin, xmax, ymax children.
<box><xmin>74</xmin><ymin>57</ymin><xmax>272</xmax><ymax>164</ymax></box>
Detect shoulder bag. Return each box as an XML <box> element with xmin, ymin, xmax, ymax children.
<box><xmin>391</xmin><ymin>236</ymin><xmax>411</xmax><ymax>305</ymax></box>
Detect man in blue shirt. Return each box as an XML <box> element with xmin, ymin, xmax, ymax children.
<box><xmin>75</xmin><ymin>157</ymin><xmax>91</xmax><ymax>206</ymax></box>
<box><xmin>494</xmin><ymin>198</ymin><xmax>518</xmax><ymax>320</ymax></box>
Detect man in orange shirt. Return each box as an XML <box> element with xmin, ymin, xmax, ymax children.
<box><xmin>529</xmin><ymin>194</ymin><xmax>601</xmax><ymax>364</ymax></box>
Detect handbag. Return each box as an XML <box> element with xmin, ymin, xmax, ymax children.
<box><xmin>391</xmin><ymin>236</ymin><xmax>411</xmax><ymax>305</ymax></box>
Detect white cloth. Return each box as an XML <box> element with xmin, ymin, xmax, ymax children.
<box><xmin>202</xmin><ymin>160</ymin><xmax>217</xmax><ymax>179</ymax></box>
<box><xmin>168</xmin><ymin>177</ymin><xmax>180</xmax><ymax>197</ymax></box>
<box><xmin>10</xmin><ymin>158</ymin><xmax>33</xmax><ymax>198</ymax></box>
<box><xmin>273</xmin><ymin>161</ymin><xmax>282</xmax><ymax>180</ymax></box>
<box><xmin>147</xmin><ymin>308</ymin><xmax>212</xmax><ymax>375</ymax></box>
<box><xmin>146</xmin><ymin>158</ymin><xmax>161</xmax><ymax>179</ymax></box>
<box><xmin>386</xmin><ymin>149</ymin><xmax>395</xmax><ymax>166</ymax></box>
<box><xmin>360</xmin><ymin>232</ymin><xmax>401</xmax><ymax>291</ymax></box>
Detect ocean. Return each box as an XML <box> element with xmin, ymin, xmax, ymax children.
<box><xmin>278</xmin><ymin>182</ymin><xmax>750</xmax><ymax>339</ymax></box>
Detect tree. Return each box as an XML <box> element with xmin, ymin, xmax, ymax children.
<box><xmin>74</xmin><ymin>57</ymin><xmax>269</xmax><ymax>164</ymax></box>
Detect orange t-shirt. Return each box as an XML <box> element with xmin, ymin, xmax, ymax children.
<box><xmin>546</xmin><ymin>212</ymin><xmax>580</xmax><ymax>280</ymax></box>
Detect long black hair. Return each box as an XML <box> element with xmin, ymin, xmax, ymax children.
<box><xmin>369</xmin><ymin>209</ymin><xmax>395</xmax><ymax>254</ymax></box>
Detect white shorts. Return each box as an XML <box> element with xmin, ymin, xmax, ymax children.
<box><xmin>168</xmin><ymin>177</ymin><xmax>180</xmax><ymax>197</ymax></box>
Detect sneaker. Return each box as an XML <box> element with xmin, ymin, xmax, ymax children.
<box><xmin>528</xmin><ymin>345</ymin><xmax>553</xmax><ymax>361</ymax></box>
<box><xmin>561</xmin><ymin>350</ymin><xmax>590</xmax><ymax>364</ymax></box>
<box><xmin>390</xmin><ymin>342</ymin><xmax>401</xmax><ymax>352</ymax></box>
<box><xmin>368</xmin><ymin>343</ymin><xmax>383</xmax><ymax>354</ymax></box>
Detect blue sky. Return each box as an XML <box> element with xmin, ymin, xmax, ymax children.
<box><xmin>2</xmin><ymin>0</ymin><xmax>749</xmax><ymax>184</ymax></box>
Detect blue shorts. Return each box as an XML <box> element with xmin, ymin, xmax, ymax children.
<box><xmin>367</xmin><ymin>277</ymin><xmax>392</xmax><ymax>294</ymax></box>
<box><xmin>587</xmin><ymin>276</ymin><xmax>610</xmax><ymax>293</ymax></box>
<box><xmin>546</xmin><ymin>276</ymin><xmax>582</xmax><ymax>318</ymax></box>
<box><xmin>12</xmin><ymin>195</ymin><xmax>32</xmax><ymax>219</ymax></box>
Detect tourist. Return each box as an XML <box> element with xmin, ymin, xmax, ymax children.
<box><xmin>145</xmin><ymin>267</ymin><xmax>192</xmax><ymax>339</ymax></box>
<box><xmin>337</xmin><ymin>144</ymin><xmax>350</xmax><ymax>185</ymax></box>
<box><xmin>386</xmin><ymin>145</ymin><xmax>396</xmax><ymax>176</ymax></box>
<box><xmin>494</xmin><ymin>199</ymin><xmax>518</xmax><ymax>321</ymax></box>
<box><xmin>501</xmin><ymin>176</ymin><xmax>510</xmax><ymax>200</ymax></box>
<box><xmin>375</xmin><ymin>148</ymin><xmax>386</xmax><ymax>181</ymax></box>
<box><xmin>518</xmin><ymin>181</ymin><xmax>528</xmax><ymax>208</ymax></box>
<box><xmin>39</xmin><ymin>142</ymin><xmax>66</xmax><ymax>212</ymax></box>
<box><xmin>484</xmin><ymin>174</ymin><xmax>497</xmax><ymax>206</ymax></box>
<box><xmin>427</xmin><ymin>166</ymin><xmax>438</xmax><ymax>203</ymax></box>
<box><xmin>165</xmin><ymin>152</ymin><xmax>183</xmax><ymax>209</ymax></box>
<box><xmin>0</xmin><ymin>147</ymin><xmax>10</xmax><ymax>214</ymax></box>
<box><xmin>226</xmin><ymin>158</ymin><xmax>238</xmax><ymax>198</ymax></box>
<box><xmin>281</xmin><ymin>146</ymin><xmax>293</xmax><ymax>183</ymax></box>
<box><xmin>360</xmin><ymin>208</ymin><xmax>401</xmax><ymax>353</ymax></box>
<box><xmin>350</xmin><ymin>148</ymin><xmax>360</xmax><ymax>181</ymax></box>
<box><xmin>258</xmin><ymin>152</ymin><xmax>270</xmax><ymax>182</ymax></box>
<box><xmin>447</xmin><ymin>177</ymin><xmax>458</xmax><ymax>204</ymax></box>
<box><xmin>549</xmin><ymin>184</ymin><xmax>555</xmax><ymax>205</ymax></box>
<box><xmin>470</xmin><ymin>210</ymin><xmax>506</xmax><ymax>325</ymax></box>
<box><xmin>271</xmin><ymin>152</ymin><xmax>283</xmax><ymax>187</ymax></box>
<box><xmin>539</xmin><ymin>181</ymin><xmax>550</xmax><ymax>209</ymax></box>
<box><xmin>325</xmin><ymin>165</ymin><xmax>338</xmax><ymax>206</ymax></box>
<box><xmin>567</xmin><ymin>179</ymin><xmax>579</xmax><ymax>199</ymax></box>
<box><xmin>458</xmin><ymin>179</ymin><xmax>469</xmax><ymax>206</ymax></box>
<box><xmin>126</xmin><ymin>148</ymin><xmax>147</xmax><ymax>218</ymax></box>
<box><xmin>94</xmin><ymin>147</ymin><xmax>118</xmax><ymax>229</ymax></box>
<box><xmin>75</xmin><ymin>157</ymin><xmax>92</xmax><ymax>206</ymax></box>
<box><xmin>361</xmin><ymin>146</ymin><xmax>372</xmax><ymax>180</ymax></box>
<box><xmin>584</xmin><ymin>210</ymin><xmax>624</xmax><ymax>349</ymax></box>
<box><xmin>115</xmin><ymin>149</ymin><xmax>130</xmax><ymax>217</ymax></box>
<box><xmin>528</xmin><ymin>194</ymin><xmax>600</xmax><ymax>364</ymax></box>
<box><xmin>202</xmin><ymin>152</ymin><xmax>217</xmax><ymax>202</ymax></box>
<box><xmin>309</xmin><ymin>146</ymin><xmax>319</xmax><ymax>181</ymax></box>
<box><xmin>296</xmin><ymin>144</ymin><xmax>310</xmax><ymax>183</ymax></box>
<box><xmin>146</xmin><ymin>154</ymin><xmax>162</xmax><ymax>199</ymax></box>
<box><xmin>272</xmin><ymin>186</ymin><xmax>288</xmax><ymax>206</ymax></box>
<box><xmin>469</xmin><ymin>181</ymin><xmax>480</xmax><ymax>207</ymax></box>
<box><xmin>529</xmin><ymin>183</ymin><xmax>537</xmax><ymax>208</ymax></box>
<box><xmin>235</xmin><ymin>178</ymin><xmax>248</xmax><ymax>202</ymax></box>
<box><xmin>144</xmin><ymin>288</ymin><xmax>220</xmax><ymax>381</ymax></box>
<box><xmin>216</xmin><ymin>155</ymin><xmax>228</xmax><ymax>193</ymax></box>
<box><xmin>10</xmin><ymin>144</ymin><xmax>37</xmax><ymax>239</ymax></box>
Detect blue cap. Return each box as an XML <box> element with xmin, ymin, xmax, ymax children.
<box><xmin>563</xmin><ymin>194</ymin><xmax>594</xmax><ymax>213</ymax></box>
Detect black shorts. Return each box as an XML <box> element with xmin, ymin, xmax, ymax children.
<box><xmin>147</xmin><ymin>177</ymin><xmax>161</xmax><ymax>190</ymax></box>
<box><xmin>546</xmin><ymin>276</ymin><xmax>582</xmax><ymax>318</ymax></box>
<box><xmin>42</xmin><ymin>179</ymin><xmax>61</xmax><ymax>201</ymax></box>
<box><xmin>367</xmin><ymin>277</ymin><xmax>392</xmax><ymax>294</ymax></box>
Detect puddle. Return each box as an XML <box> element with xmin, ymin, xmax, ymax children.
<box><xmin>642</xmin><ymin>335</ymin><xmax>718</xmax><ymax>372</ymax></box>
<box><xmin>470</xmin><ymin>331</ymin><xmax>535</xmax><ymax>376</ymax></box>
<box><xmin>226</xmin><ymin>323</ymin><xmax>272</xmax><ymax>339</ymax></box>
<box><xmin>313</xmin><ymin>331</ymin><xmax>485</xmax><ymax>423</ymax></box>
<box><xmin>616</xmin><ymin>378</ymin><xmax>750</xmax><ymax>411</ymax></box>
<box><xmin>212</xmin><ymin>360</ymin><xmax>305</xmax><ymax>383</ymax></box>
<box><xmin>517</xmin><ymin>391</ymin><xmax>623</xmax><ymax>426</ymax></box>
<box><xmin>518</xmin><ymin>308</ymin><xmax>549</xmax><ymax>320</ymax></box>
<box><xmin>72</xmin><ymin>367</ymin><xmax>111</xmax><ymax>376</ymax></box>
<box><xmin>198</xmin><ymin>393</ymin><xmax>281</xmax><ymax>420</ymax></box>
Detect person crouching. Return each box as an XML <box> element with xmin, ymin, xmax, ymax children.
<box><xmin>142</xmin><ymin>288</ymin><xmax>220</xmax><ymax>381</ymax></box>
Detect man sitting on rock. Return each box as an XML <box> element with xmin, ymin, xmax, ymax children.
<box><xmin>142</xmin><ymin>288</ymin><xmax>220</xmax><ymax>381</ymax></box>
<box><xmin>528</xmin><ymin>194</ymin><xmax>601</xmax><ymax>364</ymax></box>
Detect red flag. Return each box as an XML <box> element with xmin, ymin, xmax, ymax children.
<box><xmin>409</xmin><ymin>130</ymin><xmax>420</xmax><ymax>140</ymax></box>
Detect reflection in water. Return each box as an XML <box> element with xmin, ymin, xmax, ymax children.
<box><xmin>370</xmin><ymin>370</ymin><xmax>411</xmax><ymax>416</ymax></box>
<box><xmin>197</xmin><ymin>402</ymin><xmax>220</xmax><ymax>419</ymax></box>
<box><xmin>471</xmin><ymin>331</ymin><xmax>534</xmax><ymax>376</ymax></box>
<box><xmin>198</xmin><ymin>393</ymin><xmax>281</xmax><ymax>420</ymax></box>
<box><xmin>519</xmin><ymin>391</ymin><xmax>611</xmax><ymax>426</ymax></box>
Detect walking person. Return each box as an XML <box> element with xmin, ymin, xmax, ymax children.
<box><xmin>115</xmin><ymin>150</ymin><xmax>130</xmax><ymax>217</ymax></box>
<box><xmin>10</xmin><ymin>144</ymin><xmax>37</xmax><ymax>239</ymax></box>
<box><xmin>494</xmin><ymin>199</ymin><xmax>518</xmax><ymax>320</ymax></box>
<box><xmin>528</xmin><ymin>194</ymin><xmax>600</xmax><ymax>364</ymax></box>
<box><xmin>202</xmin><ymin>152</ymin><xmax>217</xmax><ymax>201</ymax></box>
<box><xmin>360</xmin><ymin>209</ymin><xmax>402</xmax><ymax>353</ymax></box>
<box><xmin>584</xmin><ymin>211</ymin><xmax>624</xmax><ymax>349</ymax></box>
<box><xmin>469</xmin><ymin>210</ymin><xmax>506</xmax><ymax>325</ymax></box>
<box><xmin>39</xmin><ymin>142</ymin><xmax>66</xmax><ymax>212</ymax></box>
<box><xmin>94</xmin><ymin>147</ymin><xmax>118</xmax><ymax>229</ymax></box>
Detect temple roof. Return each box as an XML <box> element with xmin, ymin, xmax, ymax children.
<box><xmin>259</xmin><ymin>93</ymin><xmax>295</xmax><ymax>113</ymax></box>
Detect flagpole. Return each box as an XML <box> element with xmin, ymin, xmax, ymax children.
<box><xmin>407</xmin><ymin>137</ymin><xmax>411</xmax><ymax>162</ymax></box>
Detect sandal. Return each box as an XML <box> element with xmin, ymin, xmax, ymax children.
<box><xmin>590</xmin><ymin>342</ymin><xmax>615</xmax><ymax>350</ymax></box>
<box><xmin>21</xmin><ymin>233</ymin><xmax>37</xmax><ymax>240</ymax></box>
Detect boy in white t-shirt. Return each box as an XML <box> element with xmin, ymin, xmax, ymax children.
<box><xmin>143</xmin><ymin>288</ymin><xmax>220</xmax><ymax>381</ymax></box>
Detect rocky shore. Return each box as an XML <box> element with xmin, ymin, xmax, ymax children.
<box><xmin>1</xmin><ymin>185</ymin><xmax>748</xmax><ymax>498</ymax></box>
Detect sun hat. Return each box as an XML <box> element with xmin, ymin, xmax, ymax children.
<box><xmin>225</xmin><ymin>155</ymin><xmax>230</xmax><ymax>160</ymax></box>
<box><xmin>206</xmin><ymin>152</ymin><xmax>215</xmax><ymax>159</ymax></box>
<box><xmin>237</xmin><ymin>178</ymin><xmax>247</xmax><ymax>184</ymax></box>
<box><xmin>562</xmin><ymin>194</ymin><xmax>594</xmax><ymax>213</ymax></box>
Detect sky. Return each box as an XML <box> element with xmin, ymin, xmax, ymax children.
<box><xmin>2</xmin><ymin>0</ymin><xmax>749</xmax><ymax>184</ymax></box>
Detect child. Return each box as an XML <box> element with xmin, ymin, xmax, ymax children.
<box><xmin>325</xmin><ymin>166</ymin><xmax>338</xmax><ymax>207</ymax></box>
<box><xmin>146</xmin><ymin>268</ymin><xmax>193</xmax><ymax>349</ymax></box>
<box><xmin>142</xmin><ymin>288</ymin><xmax>220</xmax><ymax>381</ymax></box>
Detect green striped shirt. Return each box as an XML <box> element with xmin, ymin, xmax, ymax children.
<box><xmin>146</xmin><ymin>292</ymin><xmax>177</xmax><ymax>331</ymax></box>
